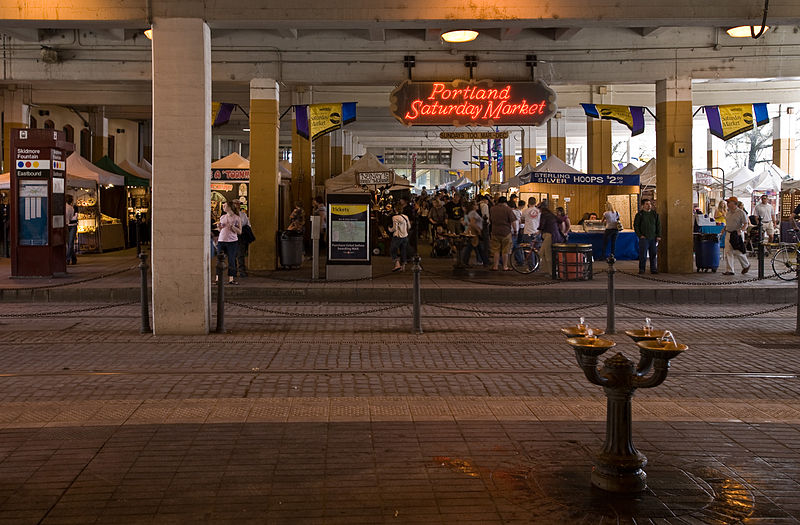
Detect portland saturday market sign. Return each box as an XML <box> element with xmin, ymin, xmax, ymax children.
<box><xmin>390</xmin><ymin>79</ymin><xmax>558</xmax><ymax>127</ymax></box>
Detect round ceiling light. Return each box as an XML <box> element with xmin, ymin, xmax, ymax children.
<box><xmin>726</xmin><ymin>25</ymin><xmax>769</xmax><ymax>37</ymax></box>
<box><xmin>441</xmin><ymin>30</ymin><xmax>479</xmax><ymax>43</ymax></box>
<box><xmin>144</xmin><ymin>28</ymin><xmax>153</xmax><ymax>40</ymax></box>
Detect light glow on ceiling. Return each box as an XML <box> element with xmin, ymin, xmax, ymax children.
<box><xmin>441</xmin><ymin>30</ymin><xmax>479</xmax><ymax>43</ymax></box>
<box><xmin>726</xmin><ymin>25</ymin><xmax>768</xmax><ymax>37</ymax></box>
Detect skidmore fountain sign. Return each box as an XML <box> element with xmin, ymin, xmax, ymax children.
<box><xmin>390</xmin><ymin>79</ymin><xmax>558</xmax><ymax>127</ymax></box>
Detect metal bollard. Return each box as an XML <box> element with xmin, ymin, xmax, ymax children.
<box><xmin>215</xmin><ymin>252</ymin><xmax>226</xmax><ymax>333</ymax></box>
<box><xmin>412</xmin><ymin>255</ymin><xmax>423</xmax><ymax>334</ymax></box>
<box><xmin>138</xmin><ymin>252</ymin><xmax>151</xmax><ymax>334</ymax></box>
<box><xmin>757</xmin><ymin>218</ymin><xmax>765</xmax><ymax>279</ymax></box>
<box><xmin>606</xmin><ymin>255</ymin><xmax>616</xmax><ymax>334</ymax></box>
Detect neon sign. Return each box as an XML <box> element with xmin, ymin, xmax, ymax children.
<box><xmin>390</xmin><ymin>79</ymin><xmax>557</xmax><ymax>127</ymax></box>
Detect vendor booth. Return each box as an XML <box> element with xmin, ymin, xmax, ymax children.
<box><xmin>96</xmin><ymin>156</ymin><xmax>149</xmax><ymax>248</ymax></box>
<box><xmin>118</xmin><ymin>159</ymin><xmax>152</xmax><ymax>247</ymax></box>
<box><xmin>324</xmin><ymin>153</ymin><xmax>411</xmax><ymax>279</ymax></box>
<box><xmin>211</xmin><ymin>152</ymin><xmax>250</xmax><ymax>219</ymax></box>
<box><xmin>65</xmin><ymin>152</ymin><xmax>125</xmax><ymax>253</ymax></box>
<box><xmin>0</xmin><ymin>172</ymin><xmax>9</xmax><ymax>257</ymax></box>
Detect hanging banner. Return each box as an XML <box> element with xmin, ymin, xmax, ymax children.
<box><xmin>580</xmin><ymin>104</ymin><xmax>646</xmax><ymax>136</ymax></box>
<box><xmin>211</xmin><ymin>102</ymin><xmax>236</xmax><ymax>127</ymax></box>
<box><xmin>705</xmin><ymin>103</ymin><xmax>769</xmax><ymax>140</ymax></box>
<box><xmin>411</xmin><ymin>152</ymin><xmax>417</xmax><ymax>184</ymax></box>
<box><xmin>390</xmin><ymin>79</ymin><xmax>557</xmax><ymax>127</ymax></box>
<box><xmin>328</xmin><ymin>204</ymin><xmax>369</xmax><ymax>261</ymax></box>
<box><xmin>295</xmin><ymin>102</ymin><xmax>357</xmax><ymax>141</ymax></box>
<box><xmin>519</xmin><ymin>172</ymin><xmax>640</xmax><ymax>186</ymax></box>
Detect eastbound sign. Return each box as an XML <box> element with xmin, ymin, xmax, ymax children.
<box><xmin>390</xmin><ymin>79</ymin><xmax>557</xmax><ymax>127</ymax></box>
<box><xmin>520</xmin><ymin>172</ymin><xmax>640</xmax><ymax>186</ymax></box>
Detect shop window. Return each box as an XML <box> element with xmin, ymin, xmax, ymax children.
<box><xmin>63</xmin><ymin>124</ymin><xmax>74</xmax><ymax>144</ymax></box>
<box><xmin>44</xmin><ymin>120</ymin><xmax>55</xmax><ymax>129</ymax></box>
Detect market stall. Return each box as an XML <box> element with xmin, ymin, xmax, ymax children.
<box><xmin>119</xmin><ymin>159</ymin><xmax>152</xmax><ymax>246</ymax></box>
<box><xmin>65</xmin><ymin>152</ymin><xmax>125</xmax><ymax>253</ymax></box>
<box><xmin>211</xmin><ymin>152</ymin><xmax>250</xmax><ymax>220</ymax></box>
<box><xmin>0</xmin><ymin>172</ymin><xmax>9</xmax><ymax>257</ymax></box>
<box><xmin>96</xmin><ymin>156</ymin><xmax>149</xmax><ymax>248</ymax></box>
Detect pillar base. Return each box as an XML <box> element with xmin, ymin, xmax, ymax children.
<box><xmin>592</xmin><ymin>451</ymin><xmax>648</xmax><ymax>493</ymax></box>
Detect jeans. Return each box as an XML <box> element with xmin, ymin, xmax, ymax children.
<box><xmin>390</xmin><ymin>236</ymin><xmax>409</xmax><ymax>264</ymax></box>
<box><xmin>66</xmin><ymin>224</ymin><xmax>77</xmax><ymax>263</ymax></box>
<box><xmin>461</xmin><ymin>241</ymin><xmax>485</xmax><ymax>266</ymax></box>
<box><xmin>237</xmin><ymin>240</ymin><xmax>249</xmax><ymax>276</ymax></box>
<box><xmin>218</xmin><ymin>241</ymin><xmax>238</xmax><ymax>279</ymax></box>
<box><xmin>602</xmin><ymin>228</ymin><xmax>619</xmax><ymax>258</ymax></box>
<box><xmin>638</xmin><ymin>237</ymin><xmax>658</xmax><ymax>272</ymax></box>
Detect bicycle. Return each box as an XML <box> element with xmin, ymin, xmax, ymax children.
<box><xmin>510</xmin><ymin>241</ymin><xmax>540</xmax><ymax>274</ymax></box>
<box><xmin>770</xmin><ymin>223</ymin><xmax>800</xmax><ymax>281</ymax></box>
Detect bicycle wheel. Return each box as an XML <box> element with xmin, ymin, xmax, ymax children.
<box><xmin>511</xmin><ymin>244</ymin><xmax>539</xmax><ymax>274</ymax></box>
<box><xmin>771</xmin><ymin>246</ymin><xmax>799</xmax><ymax>281</ymax></box>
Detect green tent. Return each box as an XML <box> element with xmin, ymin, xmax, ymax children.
<box><xmin>95</xmin><ymin>156</ymin><xmax>149</xmax><ymax>187</ymax></box>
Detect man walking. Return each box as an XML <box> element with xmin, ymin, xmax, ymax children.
<box><xmin>753</xmin><ymin>194</ymin><xmax>776</xmax><ymax>243</ymax></box>
<box><xmin>633</xmin><ymin>198</ymin><xmax>661</xmax><ymax>274</ymax></box>
<box><xmin>488</xmin><ymin>196</ymin><xmax>517</xmax><ymax>271</ymax></box>
<box><xmin>722</xmin><ymin>196</ymin><xmax>751</xmax><ymax>275</ymax></box>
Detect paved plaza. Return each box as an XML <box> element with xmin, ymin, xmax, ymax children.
<box><xmin>1</xmin><ymin>269</ymin><xmax>799</xmax><ymax>524</ymax></box>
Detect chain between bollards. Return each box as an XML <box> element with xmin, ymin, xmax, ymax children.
<box><xmin>606</xmin><ymin>256</ymin><xmax>616</xmax><ymax>334</ymax></box>
<box><xmin>138</xmin><ymin>252</ymin><xmax>151</xmax><ymax>334</ymax></box>
<box><xmin>215</xmin><ymin>252</ymin><xmax>226</xmax><ymax>333</ymax></box>
<box><xmin>412</xmin><ymin>255</ymin><xmax>423</xmax><ymax>334</ymax></box>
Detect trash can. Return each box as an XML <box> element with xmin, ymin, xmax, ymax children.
<box><xmin>553</xmin><ymin>243</ymin><xmax>593</xmax><ymax>280</ymax></box>
<box><xmin>693</xmin><ymin>233</ymin><xmax>720</xmax><ymax>272</ymax></box>
<box><xmin>279</xmin><ymin>230</ymin><xmax>304</xmax><ymax>269</ymax></box>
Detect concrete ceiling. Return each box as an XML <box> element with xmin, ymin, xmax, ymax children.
<box><xmin>2</xmin><ymin>0</ymin><xmax>799</xmax><ymax>149</ymax></box>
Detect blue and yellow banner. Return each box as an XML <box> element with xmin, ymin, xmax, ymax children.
<box><xmin>295</xmin><ymin>102</ymin><xmax>357</xmax><ymax>141</ymax></box>
<box><xmin>581</xmin><ymin>104</ymin><xmax>646</xmax><ymax>136</ymax></box>
<box><xmin>211</xmin><ymin>102</ymin><xmax>236</xmax><ymax>127</ymax></box>
<box><xmin>705</xmin><ymin>103</ymin><xmax>769</xmax><ymax>140</ymax></box>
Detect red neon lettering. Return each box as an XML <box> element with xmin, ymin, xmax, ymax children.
<box><xmin>428</xmin><ymin>83</ymin><xmax>446</xmax><ymax>100</ymax></box>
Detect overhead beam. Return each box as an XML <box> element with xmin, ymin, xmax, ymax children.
<box><xmin>425</xmin><ymin>28</ymin><xmax>441</xmax><ymax>41</ymax></box>
<box><xmin>368</xmin><ymin>28</ymin><xmax>385</xmax><ymax>41</ymax></box>
<box><xmin>276</xmin><ymin>27</ymin><xmax>298</xmax><ymax>39</ymax></box>
<box><xmin>552</xmin><ymin>27</ymin><xmax>582</xmax><ymax>41</ymax></box>
<box><xmin>0</xmin><ymin>27</ymin><xmax>40</xmax><ymax>41</ymax></box>
<box><xmin>636</xmin><ymin>27</ymin><xmax>667</xmax><ymax>37</ymax></box>
<box><xmin>500</xmin><ymin>27</ymin><xmax>523</xmax><ymax>40</ymax></box>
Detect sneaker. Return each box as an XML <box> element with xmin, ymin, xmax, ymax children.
<box><xmin>742</xmin><ymin>266</ymin><xmax>750</xmax><ymax>274</ymax></box>
<box><xmin>228</xmin><ymin>280</ymin><xmax>239</xmax><ymax>285</ymax></box>
<box><xmin>722</xmin><ymin>272</ymin><xmax>734</xmax><ymax>275</ymax></box>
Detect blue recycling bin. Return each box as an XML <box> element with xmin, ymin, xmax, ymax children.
<box><xmin>694</xmin><ymin>233</ymin><xmax>720</xmax><ymax>272</ymax></box>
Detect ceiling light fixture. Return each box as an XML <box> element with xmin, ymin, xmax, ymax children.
<box><xmin>726</xmin><ymin>25</ymin><xmax>769</xmax><ymax>37</ymax></box>
<box><xmin>441</xmin><ymin>30</ymin><xmax>479</xmax><ymax>43</ymax></box>
<box><xmin>144</xmin><ymin>28</ymin><xmax>153</xmax><ymax>40</ymax></box>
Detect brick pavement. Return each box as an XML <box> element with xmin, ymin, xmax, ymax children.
<box><xmin>0</xmin><ymin>302</ymin><xmax>799</xmax><ymax>523</ymax></box>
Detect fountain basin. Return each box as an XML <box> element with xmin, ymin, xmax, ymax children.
<box><xmin>561</xmin><ymin>326</ymin><xmax>606</xmax><ymax>338</ymax></box>
<box><xmin>624</xmin><ymin>329</ymin><xmax>667</xmax><ymax>342</ymax></box>
<box><xmin>636</xmin><ymin>340</ymin><xmax>688</xmax><ymax>359</ymax></box>
<box><xmin>566</xmin><ymin>337</ymin><xmax>616</xmax><ymax>357</ymax></box>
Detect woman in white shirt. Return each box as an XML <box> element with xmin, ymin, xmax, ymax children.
<box><xmin>602</xmin><ymin>201</ymin><xmax>620</xmax><ymax>260</ymax></box>
<box><xmin>388</xmin><ymin>210</ymin><xmax>410</xmax><ymax>272</ymax></box>
<box><xmin>217</xmin><ymin>200</ymin><xmax>242</xmax><ymax>284</ymax></box>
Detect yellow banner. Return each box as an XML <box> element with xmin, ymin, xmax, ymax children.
<box><xmin>718</xmin><ymin>104</ymin><xmax>756</xmax><ymax>140</ymax></box>
<box><xmin>330</xmin><ymin>204</ymin><xmax>367</xmax><ymax>216</ymax></box>
<box><xmin>595</xmin><ymin>105</ymin><xmax>635</xmax><ymax>129</ymax></box>
<box><xmin>309</xmin><ymin>103</ymin><xmax>343</xmax><ymax>141</ymax></box>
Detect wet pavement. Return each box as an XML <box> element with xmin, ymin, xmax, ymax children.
<box><xmin>0</xmin><ymin>298</ymin><xmax>799</xmax><ymax>523</ymax></box>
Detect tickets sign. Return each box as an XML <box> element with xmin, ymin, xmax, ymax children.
<box><xmin>390</xmin><ymin>79</ymin><xmax>557</xmax><ymax>127</ymax></box>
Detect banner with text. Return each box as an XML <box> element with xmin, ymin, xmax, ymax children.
<box><xmin>705</xmin><ymin>103</ymin><xmax>769</xmax><ymax>140</ymax></box>
<box><xmin>296</xmin><ymin>102</ymin><xmax>357</xmax><ymax>141</ymax></box>
<box><xmin>580</xmin><ymin>104</ymin><xmax>646</xmax><ymax>136</ymax></box>
<box><xmin>519</xmin><ymin>172</ymin><xmax>640</xmax><ymax>186</ymax></box>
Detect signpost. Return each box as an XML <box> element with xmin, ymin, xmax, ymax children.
<box><xmin>326</xmin><ymin>193</ymin><xmax>372</xmax><ymax>280</ymax></box>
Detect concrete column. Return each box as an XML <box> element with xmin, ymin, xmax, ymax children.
<box><xmin>291</xmin><ymin>98</ymin><xmax>312</xmax><ymax>219</ymax></box>
<box><xmin>342</xmin><ymin>131</ymin><xmax>352</xmax><ymax>170</ymax></box>
<box><xmin>503</xmin><ymin>131</ymin><xmax>517</xmax><ymax>181</ymax></box>
<box><xmin>2</xmin><ymin>88</ymin><xmax>29</xmax><ymax>173</ymax></box>
<box><xmin>587</xmin><ymin>118</ymin><xmax>612</xmax><ymax>174</ymax></box>
<box><xmin>331</xmin><ymin>129</ymin><xmax>343</xmax><ymax>176</ymax></box>
<box><xmin>706</xmin><ymin>130</ymin><xmax>722</xmax><ymax>171</ymax></box>
<box><xmin>521</xmin><ymin>126</ymin><xmax>537</xmax><ymax>167</ymax></box>
<box><xmin>88</xmin><ymin>108</ymin><xmax>107</xmax><ymax>162</ymax></box>
<box><xmin>315</xmin><ymin>134</ymin><xmax>331</xmax><ymax>186</ymax></box>
<box><xmin>655</xmin><ymin>78</ymin><xmax>693</xmax><ymax>274</ymax></box>
<box><xmin>151</xmin><ymin>17</ymin><xmax>211</xmax><ymax>334</ymax></box>
<box><xmin>547</xmin><ymin>114</ymin><xmax>566</xmax><ymax>161</ymax></box>
<box><xmin>773</xmin><ymin>108</ymin><xmax>796</xmax><ymax>178</ymax></box>
<box><xmin>249</xmin><ymin>79</ymin><xmax>280</xmax><ymax>271</ymax></box>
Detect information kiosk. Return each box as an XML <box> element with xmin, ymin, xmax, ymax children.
<box><xmin>326</xmin><ymin>193</ymin><xmax>372</xmax><ymax>280</ymax></box>
<box><xmin>10</xmin><ymin>128</ymin><xmax>74</xmax><ymax>277</ymax></box>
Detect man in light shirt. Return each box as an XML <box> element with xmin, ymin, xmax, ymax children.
<box><xmin>520</xmin><ymin>197</ymin><xmax>540</xmax><ymax>246</ymax></box>
<box><xmin>722</xmin><ymin>196</ymin><xmax>751</xmax><ymax>275</ymax></box>
<box><xmin>753</xmin><ymin>194</ymin><xmax>776</xmax><ymax>243</ymax></box>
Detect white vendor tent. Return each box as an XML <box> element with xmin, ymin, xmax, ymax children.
<box><xmin>138</xmin><ymin>158</ymin><xmax>152</xmax><ymax>173</ymax></box>
<box><xmin>633</xmin><ymin>158</ymin><xmax>657</xmax><ymax>187</ymax></box>
<box><xmin>0</xmin><ymin>172</ymin><xmax>8</xmax><ymax>190</ymax></box>
<box><xmin>532</xmin><ymin>155</ymin><xmax>582</xmax><ymax>174</ymax></box>
<box><xmin>325</xmin><ymin>153</ymin><xmax>409</xmax><ymax>194</ymax></box>
<box><xmin>616</xmin><ymin>162</ymin><xmax>640</xmax><ymax>175</ymax></box>
<box><xmin>118</xmin><ymin>159</ymin><xmax>152</xmax><ymax>180</ymax></box>
<box><xmin>67</xmin><ymin>152</ymin><xmax>125</xmax><ymax>186</ymax></box>
<box><xmin>725</xmin><ymin>166</ymin><xmax>757</xmax><ymax>187</ymax></box>
<box><xmin>499</xmin><ymin>163</ymin><xmax>535</xmax><ymax>191</ymax></box>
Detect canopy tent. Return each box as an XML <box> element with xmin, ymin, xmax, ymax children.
<box><xmin>498</xmin><ymin>163</ymin><xmax>535</xmax><ymax>191</ymax></box>
<box><xmin>633</xmin><ymin>158</ymin><xmax>657</xmax><ymax>187</ymax></box>
<box><xmin>783</xmin><ymin>179</ymin><xmax>800</xmax><ymax>191</ymax></box>
<box><xmin>67</xmin><ymin>152</ymin><xmax>124</xmax><ymax>186</ymax></box>
<box><xmin>0</xmin><ymin>172</ymin><xmax>8</xmax><ymax>190</ymax></box>
<box><xmin>616</xmin><ymin>162</ymin><xmax>640</xmax><ymax>175</ymax></box>
<box><xmin>118</xmin><ymin>159</ymin><xmax>152</xmax><ymax>180</ymax></box>
<box><xmin>325</xmin><ymin>153</ymin><xmax>408</xmax><ymax>194</ymax></box>
<box><xmin>750</xmin><ymin>169</ymin><xmax>784</xmax><ymax>193</ymax></box>
<box><xmin>95</xmin><ymin>156</ymin><xmax>149</xmax><ymax>187</ymax></box>
<box><xmin>725</xmin><ymin>166</ymin><xmax>757</xmax><ymax>187</ymax></box>
<box><xmin>138</xmin><ymin>158</ymin><xmax>152</xmax><ymax>173</ymax></box>
<box><xmin>454</xmin><ymin>177</ymin><xmax>474</xmax><ymax>190</ymax></box>
<box><xmin>279</xmin><ymin>160</ymin><xmax>291</xmax><ymax>181</ymax></box>
<box><xmin>211</xmin><ymin>152</ymin><xmax>249</xmax><ymax>169</ymax></box>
